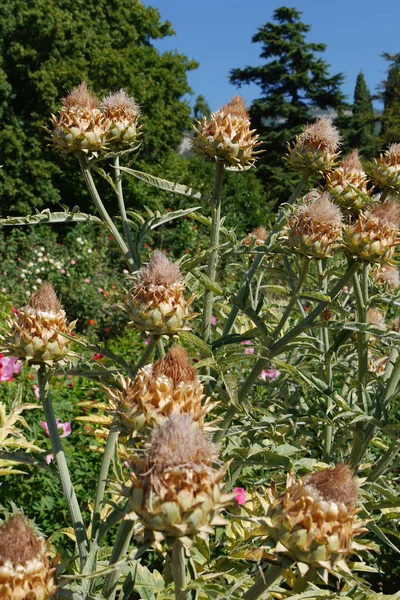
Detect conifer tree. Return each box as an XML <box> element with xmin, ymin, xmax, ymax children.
<box><xmin>230</xmin><ymin>6</ymin><xmax>346</xmax><ymax>204</ymax></box>
<box><xmin>349</xmin><ymin>72</ymin><xmax>376</xmax><ymax>157</ymax></box>
<box><xmin>380</xmin><ymin>53</ymin><xmax>400</xmax><ymax>145</ymax></box>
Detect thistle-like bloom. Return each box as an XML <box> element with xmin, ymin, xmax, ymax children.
<box><xmin>369</xmin><ymin>143</ymin><xmax>400</xmax><ymax>194</ymax></box>
<box><xmin>287</xmin><ymin>117</ymin><xmax>341</xmax><ymax>174</ymax></box>
<box><xmin>129</xmin><ymin>415</ymin><xmax>230</xmax><ymax>538</ymax></box>
<box><xmin>191</xmin><ymin>95</ymin><xmax>262</xmax><ymax>169</ymax></box>
<box><xmin>368</xmin><ymin>308</ymin><xmax>386</xmax><ymax>330</ymax></box>
<box><xmin>101</xmin><ymin>89</ymin><xmax>141</xmax><ymax>148</ymax></box>
<box><xmin>326</xmin><ymin>149</ymin><xmax>369</xmax><ymax>211</ymax></box>
<box><xmin>2</xmin><ymin>283</ymin><xmax>76</xmax><ymax>365</ymax></box>
<box><xmin>343</xmin><ymin>199</ymin><xmax>400</xmax><ymax>263</ymax></box>
<box><xmin>374</xmin><ymin>263</ymin><xmax>400</xmax><ymax>288</ymax></box>
<box><xmin>110</xmin><ymin>345</ymin><xmax>211</xmax><ymax>434</ymax></box>
<box><xmin>284</xmin><ymin>192</ymin><xmax>342</xmax><ymax>258</ymax></box>
<box><xmin>47</xmin><ymin>81</ymin><xmax>107</xmax><ymax>155</ymax></box>
<box><xmin>0</xmin><ymin>514</ymin><xmax>57</xmax><ymax>599</ymax></box>
<box><xmin>128</xmin><ymin>252</ymin><xmax>194</xmax><ymax>335</ymax></box>
<box><xmin>242</xmin><ymin>226</ymin><xmax>268</xmax><ymax>247</ymax></box>
<box><xmin>260</xmin><ymin>464</ymin><xmax>368</xmax><ymax>580</ymax></box>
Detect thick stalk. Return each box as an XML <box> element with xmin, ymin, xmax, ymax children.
<box><xmin>222</xmin><ymin>170</ymin><xmax>310</xmax><ymax>338</ymax></box>
<box><xmin>91</xmin><ymin>426</ymin><xmax>119</xmax><ymax>542</ymax></box>
<box><xmin>133</xmin><ymin>336</ymin><xmax>158</xmax><ymax>374</ymax></box>
<box><xmin>38</xmin><ymin>366</ymin><xmax>88</xmax><ymax>569</ymax></box>
<box><xmin>271</xmin><ymin>258</ymin><xmax>309</xmax><ymax>341</ymax></box>
<box><xmin>78</xmin><ymin>153</ymin><xmax>134</xmax><ymax>271</ymax></box>
<box><xmin>114</xmin><ymin>156</ymin><xmax>139</xmax><ymax>270</ymax></box>
<box><xmin>318</xmin><ymin>260</ymin><xmax>334</xmax><ymax>461</ymax></box>
<box><xmin>171</xmin><ymin>538</ymin><xmax>188</xmax><ymax>600</ymax></box>
<box><xmin>201</xmin><ymin>160</ymin><xmax>224</xmax><ymax>345</ymax></box>
<box><xmin>102</xmin><ymin>519</ymin><xmax>135</xmax><ymax>599</ymax></box>
<box><xmin>353</xmin><ymin>263</ymin><xmax>370</xmax><ymax>407</ymax></box>
<box><xmin>243</xmin><ymin>565</ymin><xmax>282</xmax><ymax>600</ymax></box>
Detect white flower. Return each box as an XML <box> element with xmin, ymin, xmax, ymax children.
<box><xmin>20</xmin><ymin>273</ymin><xmax>25</xmax><ymax>279</ymax></box>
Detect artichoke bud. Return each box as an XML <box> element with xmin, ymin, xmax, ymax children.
<box><xmin>242</xmin><ymin>226</ymin><xmax>267</xmax><ymax>247</ymax></box>
<box><xmin>47</xmin><ymin>81</ymin><xmax>107</xmax><ymax>155</ymax></box>
<box><xmin>262</xmin><ymin>464</ymin><xmax>368</xmax><ymax>579</ymax></box>
<box><xmin>0</xmin><ymin>514</ymin><xmax>57</xmax><ymax>600</ymax></box>
<box><xmin>128</xmin><ymin>252</ymin><xmax>194</xmax><ymax>335</ymax></box>
<box><xmin>369</xmin><ymin>143</ymin><xmax>400</xmax><ymax>193</ymax></box>
<box><xmin>343</xmin><ymin>199</ymin><xmax>400</xmax><ymax>263</ymax></box>
<box><xmin>3</xmin><ymin>283</ymin><xmax>76</xmax><ymax>366</ymax></box>
<box><xmin>284</xmin><ymin>192</ymin><xmax>342</xmax><ymax>259</ymax></box>
<box><xmin>129</xmin><ymin>415</ymin><xmax>230</xmax><ymax>537</ymax></box>
<box><xmin>111</xmin><ymin>345</ymin><xmax>210</xmax><ymax>434</ymax></box>
<box><xmin>101</xmin><ymin>89</ymin><xmax>141</xmax><ymax>147</ymax></box>
<box><xmin>326</xmin><ymin>149</ymin><xmax>369</xmax><ymax>211</ymax></box>
<box><xmin>286</xmin><ymin>117</ymin><xmax>341</xmax><ymax>174</ymax></box>
<box><xmin>191</xmin><ymin>95</ymin><xmax>262</xmax><ymax>170</ymax></box>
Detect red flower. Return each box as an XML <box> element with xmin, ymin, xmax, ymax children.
<box><xmin>93</xmin><ymin>353</ymin><xmax>104</xmax><ymax>361</ymax></box>
<box><xmin>89</xmin><ymin>319</ymin><xmax>95</xmax><ymax>326</ymax></box>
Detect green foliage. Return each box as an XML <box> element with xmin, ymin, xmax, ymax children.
<box><xmin>349</xmin><ymin>72</ymin><xmax>377</xmax><ymax>157</ymax></box>
<box><xmin>229</xmin><ymin>6</ymin><xmax>347</xmax><ymax>204</ymax></box>
<box><xmin>380</xmin><ymin>53</ymin><xmax>400</xmax><ymax>145</ymax></box>
<box><xmin>0</xmin><ymin>0</ymin><xmax>197</xmax><ymax>215</ymax></box>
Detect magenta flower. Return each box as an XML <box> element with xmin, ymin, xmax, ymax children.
<box><xmin>0</xmin><ymin>355</ymin><xmax>22</xmax><ymax>382</ymax></box>
<box><xmin>144</xmin><ymin>337</ymin><xmax>151</xmax><ymax>345</ymax></box>
<box><xmin>40</xmin><ymin>419</ymin><xmax>71</xmax><ymax>438</ymax></box>
<box><xmin>45</xmin><ymin>454</ymin><xmax>54</xmax><ymax>465</ymax></box>
<box><xmin>70</xmin><ymin>259</ymin><xmax>76</xmax><ymax>265</ymax></box>
<box><xmin>233</xmin><ymin>487</ymin><xmax>247</xmax><ymax>505</ymax></box>
<box><xmin>241</xmin><ymin>340</ymin><xmax>254</xmax><ymax>355</ymax></box>
<box><xmin>260</xmin><ymin>368</ymin><xmax>279</xmax><ymax>382</ymax></box>
<box><xmin>84</xmin><ymin>278</ymin><xmax>90</xmax><ymax>284</ymax></box>
<box><xmin>210</xmin><ymin>315</ymin><xmax>217</xmax><ymax>326</ymax></box>
<box><xmin>33</xmin><ymin>385</ymin><xmax>40</xmax><ymax>399</ymax></box>
<box><xmin>11</xmin><ymin>307</ymin><xmax>19</xmax><ymax>316</ymax></box>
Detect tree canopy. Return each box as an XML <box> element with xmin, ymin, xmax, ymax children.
<box><xmin>0</xmin><ymin>0</ymin><xmax>197</xmax><ymax>214</ymax></box>
<box><xmin>348</xmin><ymin>72</ymin><xmax>376</xmax><ymax>156</ymax></box>
<box><xmin>230</xmin><ymin>7</ymin><xmax>346</xmax><ymax>203</ymax></box>
<box><xmin>380</xmin><ymin>53</ymin><xmax>400</xmax><ymax>145</ymax></box>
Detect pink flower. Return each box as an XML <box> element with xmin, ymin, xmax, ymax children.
<box><xmin>33</xmin><ymin>385</ymin><xmax>40</xmax><ymax>399</ymax></box>
<box><xmin>241</xmin><ymin>341</ymin><xmax>254</xmax><ymax>355</ymax></box>
<box><xmin>40</xmin><ymin>419</ymin><xmax>71</xmax><ymax>438</ymax></box>
<box><xmin>11</xmin><ymin>307</ymin><xmax>18</xmax><ymax>316</ymax></box>
<box><xmin>60</xmin><ymin>269</ymin><xmax>65</xmax><ymax>274</ymax></box>
<box><xmin>97</xmin><ymin>288</ymin><xmax>104</xmax><ymax>293</ymax></box>
<box><xmin>45</xmin><ymin>454</ymin><xmax>54</xmax><ymax>465</ymax></box>
<box><xmin>210</xmin><ymin>315</ymin><xmax>217</xmax><ymax>326</ymax></box>
<box><xmin>70</xmin><ymin>259</ymin><xmax>76</xmax><ymax>265</ymax></box>
<box><xmin>84</xmin><ymin>278</ymin><xmax>90</xmax><ymax>284</ymax></box>
<box><xmin>260</xmin><ymin>368</ymin><xmax>279</xmax><ymax>382</ymax></box>
<box><xmin>144</xmin><ymin>337</ymin><xmax>151</xmax><ymax>345</ymax></box>
<box><xmin>233</xmin><ymin>487</ymin><xmax>247</xmax><ymax>505</ymax></box>
<box><xmin>0</xmin><ymin>355</ymin><xmax>22</xmax><ymax>382</ymax></box>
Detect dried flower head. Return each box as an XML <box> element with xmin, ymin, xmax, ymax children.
<box><xmin>130</xmin><ymin>415</ymin><xmax>230</xmax><ymax>537</ymax></box>
<box><xmin>374</xmin><ymin>263</ymin><xmax>400</xmax><ymax>288</ymax></box>
<box><xmin>326</xmin><ymin>149</ymin><xmax>369</xmax><ymax>211</ymax></box>
<box><xmin>2</xmin><ymin>283</ymin><xmax>76</xmax><ymax>365</ymax></box>
<box><xmin>287</xmin><ymin>117</ymin><xmax>341</xmax><ymax>174</ymax></box>
<box><xmin>128</xmin><ymin>252</ymin><xmax>193</xmax><ymax>335</ymax></box>
<box><xmin>285</xmin><ymin>192</ymin><xmax>342</xmax><ymax>258</ymax></box>
<box><xmin>112</xmin><ymin>345</ymin><xmax>210</xmax><ymax>434</ymax></box>
<box><xmin>259</xmin><ymin>464</ymin><xmax>368</xmax><ymax>580</ymax></box>
<box><xmin>191</xmin><ymin>95</ymin><xmax>262</xmax><ymax>170</ymax></box>
<box><xmin>243</xmin><ymin>226</ymin><xmax>268</xmax><ymax>247</ymax></box>
<box><xmin>101</xmin><ymin>89</ymin><xmax>141</xmax><ymax>147</ymax></box>
<box><xmin>47</xmin><ymin>81</ymin><xmax>107</xmax><ymax>155</ymax></box>
<box><xmin>369</xmin><ymin>143</ymin><xmax>400</xmax><ymax>193</ymax></box>
<box><xmin>368</xmin><ymin>308</ymin><xmax>386</xmax><ymax>329</ymax></box>
<box><xmin>343</xmin><ymin>199</ymin><xmax>400</xmax><ymax>263</ymax></box>
<box><xmin>0</xmin><ymin>514</ymin><xmax>57</xmax><ymax>600</ymax></box>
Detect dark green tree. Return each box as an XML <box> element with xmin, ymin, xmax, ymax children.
<box><xmin>380</xmin><ymin>53</ymin><xmax>400</xmax><ymax>145</ymax></box>
<box><xmin>229</xmin><ymin>6</ymin><xmax>346</xmax><ymax>204</ymax></box>
<box><xmin>193</xmin><ymin>95</ymin><xmax>211</xmax><ymax>120</ymax></box>
<box><xmin>348</xmin><ymin>72</ymin><xmax>376</xmax><ymax>156</ymax></box>
<box><xmin>0</xmin><ymin>0</ymin><xmax>197</xmax><ymax>215</ymax></box>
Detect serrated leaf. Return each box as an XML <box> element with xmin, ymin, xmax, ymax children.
<box><xmin>179</xmin><ymin>331</ymin><xmax>212</xmax><ymax>357</ymax></box>
<box><xmin>0</xmin><ymin>208</ymin><xmax>102</xmax><ymax>227</ymax></box>
<box><xmin>118</xmin><ymin>166</ymin><xmax>206</xmax><ymax>200</ymax></box>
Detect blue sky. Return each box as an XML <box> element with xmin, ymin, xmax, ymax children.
<box><xmin>142</xmin><ymin>0</ymin><xmax>400</xmax><ymax>112</ymax></box>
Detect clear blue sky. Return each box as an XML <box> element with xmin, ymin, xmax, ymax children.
<box><xmin>142</xmin><ymin>0</ymin><xmax>400</xmax><ymax>112</ymax></box>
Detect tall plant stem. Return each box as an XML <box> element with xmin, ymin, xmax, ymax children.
<box><xmin>271</xmin><ymin>258</ymin><xmax>309</xmax><ymax>342</ymax></box>
<box><xmin>91</xmin><ymin>426</ymin><xmax>119</xmax><ymax>543</ymax></box>
<box><xmin>38</xmin><ymin>366</ymin><xmax>88</xmax><ymax>569</ymax></box>
<box><xmin>353</xmin><ymin>262</ymin><xmax>370</xmax><ymax>407</ymax></box>
<box><xmin>102</xmin><ymin>519</ymin><xmax>135</xmax><ymax>599</ymax></box>
<box><xmin>201</xmin><ymin>160</ymin><xmax>224</xmax><ymax>345</ymax></box>
<box><xmin>114</xmin><ymin>156</ymin><xmax>139</xmax><ymax>270</ymax></box>
<box><xmin>243</xmin><ymin>565</ymin><xmax>282</xmax><ymax>600</ymax></box>
<box><xmin>222</xmin><ymin>170</ymin><xmax>310</xmax><ymax>338</ymax></box>
<box><xmin>171</xmin><ymin>538</ymin><xmax>188</xmax><ymax>600</ymax></box>
<box><xmin>215</xmin><ymin>260</ymin><xmax>359</xmax><ymax>443</ymax></box>
<box><xmin>78</xmin><ymin>153</ymin><xmax>134</xmax><ymax>272</ymax></box>
<box><xmin>318</xmin><ymin>260</ymin><xmax>334</xmax><ymax>461</ymax></box>
<box><xmin>133</xmin><ymin>336</ymin><xmax>158</xmax><ymax>374</ymax></box>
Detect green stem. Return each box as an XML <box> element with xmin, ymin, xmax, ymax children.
<box><xmin>114</xmin><ymin>156</ymin><xmax>139</xmax><ymax>270</ymax></box>
<box><xmin>171</xmin><ymin>538</ymin><xmax>188</xmax><ymax>600</ymax></box>
<box><xmin>78</xmin><ymin>153</ymin><xmax>134</xmax><ymax>272</ymax></box>
<box><xmin>222</xmin><ymin>170</ymin><xmax>310</xmax><ymax>338</ymax></box>
<box><xmin>353</xmin><ymin>263</ymin><xmax>370</xmax><ymax>407</ymax></box>
<box><xmin>133</xmin><ymin>336</ymin><xmax>158</xmax><ymax>375</ymax></box>
<box><xmin>318</xmin><ymin>260</ymin><xmax>334</xmax><ymax>461</ymax></box>
<box><xmin>91</xmin><ymin>427</ymin><xmax>119</xmax><ymax>542</ymax></box>
<box><xmin>368</xmin><ymin>440</ymin><xmax>400</xmax><ymax>483</ymax></box>
<box><xmin>157</xmin><ymin>338</ymin><xmax>166</xmax><ymax>358</ymax></box>
<box><xmin>243</xmin><ymin>565</ymin><xmax>282</xmax><ymax>600</ymax></box>
<box><xmin>38</xmin><ymin>366</ymin><xmax>88</xmax><ymax>569</ymax></box>
<box><xmin>271</xmin><ymin>258</ymin><xmax>309</xmax><ymax>341</ymax></box>
<box><xmin>102</xmin><ymin>519</ymin><xmax>135</xmax><ymax>599</ymax></box>
<box><xmin>201</xmin><ymin>160</ymin><xmax>224</xmax><ymax>345</ymax></box>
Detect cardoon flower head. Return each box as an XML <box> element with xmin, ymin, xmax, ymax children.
<box><xmin>243</xmin><ymin>226</ymin><xmax>268</xmax><ymax>247</ymax></box>
<box><xmin>287</xmin><ymin>117</ymin><xmax>341</xmax><ymax>174</ymax></box>
<box><xmin>101</xmin><ymin>89</ymin><xmax>141</xmax><ymax>147</ymax></box>
<box><xmin>374</xmin><ymin>263</ymin><xmax>400</xmax><ymax>288</ymax></box>
<box><xmin>191</xmin><ymin>95</ymin><xmax>262</xmax><ymax>169</ymax></box>
<box><xmin>369</xmin><ymin>143</ymin><xmax>400</xmax><ymax>193</ymax></box>
<box><xmin>129</xmin><ymin>415</ymin><xmax>230</xmax><ymax>538</ymax></box>
<box><xmin>326</xmin><ymin>149</ymin><xmax>369</xmax><ymax>211</ymax></box>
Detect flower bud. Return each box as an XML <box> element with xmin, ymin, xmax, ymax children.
<box><xmin>287</xmin><ymin>117</ymin><xmax>341</xmax><ymax>174</ymax></box>
<box><xmin>0</xmin><ymin>514</ymin><xmax>57</xmax><ymax>600</ymax></box>
<box><xmin>191</xmin><ymin>96</ymin><xmax>262</xmax><ymax>170</ymax></box>
<box><xmin>242</xmin><ymin>226</ymin><xmax>267</xmax><ymax>247</ymax></box>
<box><xmin>101</xmin><ymin>89</ymin><xmax>141</xmax><ymax>148</ymax></box>
<box><xmin>326</xmin><ymin>149</ymin><xmax>369</xmax><ymax>211</ymax></box>
<box><xmin>369</xmin><ymin>143</ymin><xmax>400</xmax><ymax>193</ymax></box>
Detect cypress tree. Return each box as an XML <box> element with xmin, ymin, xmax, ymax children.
<box><xmin>380</xmin><ymin>53</ymin><xmax>400</xmax><ymax>145</ymax></box>
<box><xmin>349</xmin><ymin>72</ymin><xmax>376</xmax><ymax>157</ymax></box>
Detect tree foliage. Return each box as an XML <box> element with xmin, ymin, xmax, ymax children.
<box><xmin>230</xmin><ymin>6</ymin><xmax>346</xmax><ymax>204</ymax></box>
<box><xmin>0</xmin><ymin>0</ymin><xmax>197</xmax><ymax>215</ymax></box>
<box><xmin>380</xmin><ymin>53</ymin><xmax>400</xmax><ymax>145</ymax></box>
<box><xmin>348</xmin><ymin>72</ymin><xmax>376</xmax><ymax>157</ymax></box>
